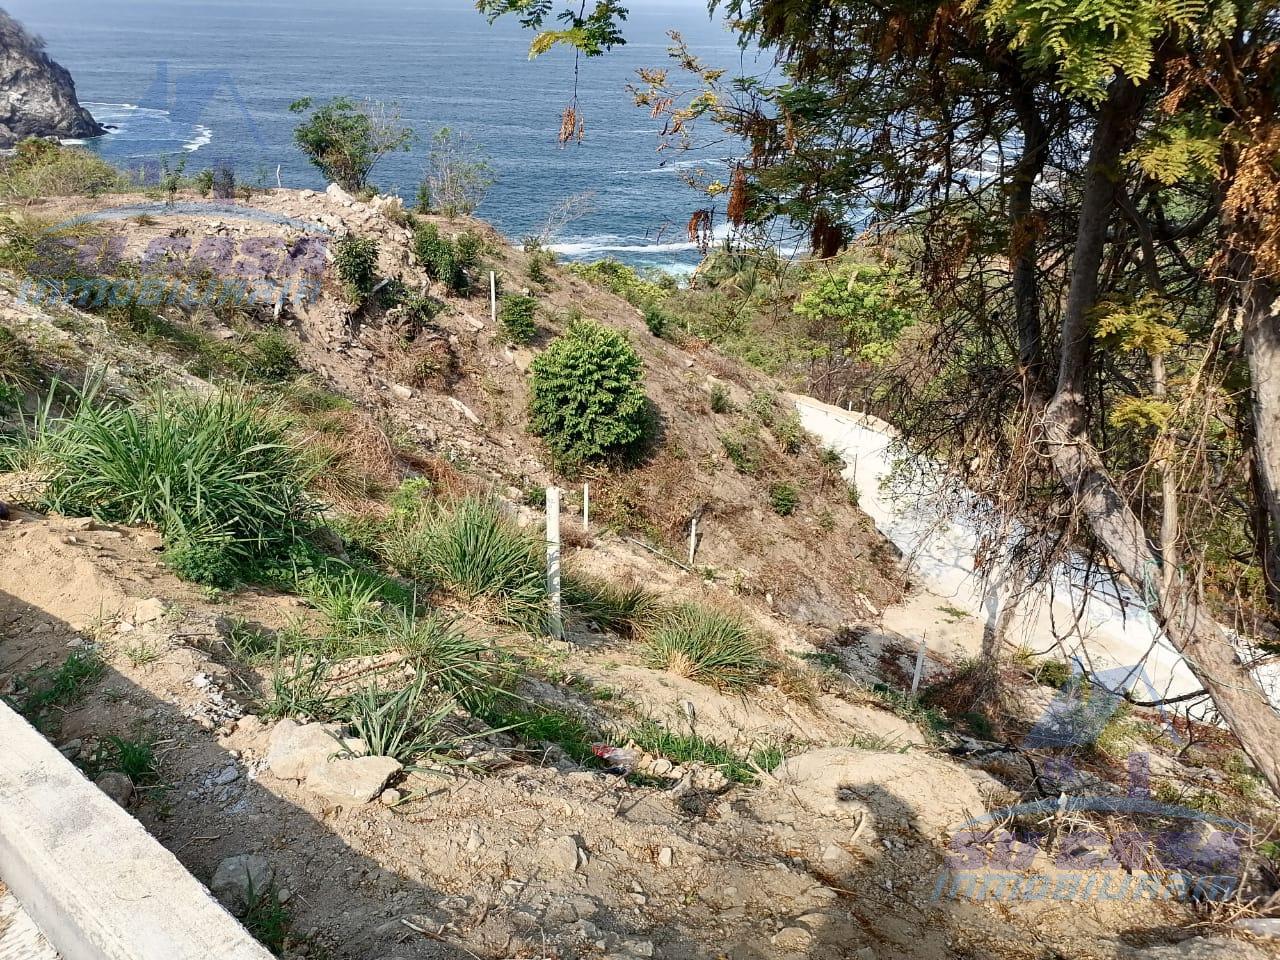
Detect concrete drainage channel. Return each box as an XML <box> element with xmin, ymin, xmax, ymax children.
<box><xmin>0</xmin><ymin>700</ymin><xmax>271</xmax><ymax>960</ymax></box>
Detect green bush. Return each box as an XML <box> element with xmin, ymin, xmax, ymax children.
<box><xmin>289</xmin><ymin>96</ymin><xmax>412</xmax><ymax>193</ymax></box>
<box><xmin>193</xmin><ymin>169</ymin><xmax>215</xmax><ymax>197</ymax></box>
<box><xmin>498</xmin><ymin>293</ymin><xmax>538</xmax><ymax>345</ymax></box>
<box><xmin>20</xmin><ymin>389</ymin><xmax>315</xmax><ymax>585</ymax></box>
<box><xmin>642</xmin><ymin>304</ymin><xmax>668</xmax><ymax>338</ymax></box>
<box><xmin>0</xmin><ymin>140</ymin><xmax>123</xmax><ymax>200</ymax></box>
<box><xmin>643</xmin><ymin>604</ymin><xmax>771</xmax><ymax>690</ymax></box>
<box><xmin>768</xmin><ymin>482</ymin><xmax>800</xmax><ymax>516</ymax></box>
<box><xmin>792</xmin><ymin>263</ymin><xmax>919</xmax><ymax>365</ymax></box>
<box><xmin>529</xmin><ymin>318</ymin><xmax>649</xmax><ymax>471</ymax></box>
<box><xmin>236</xmin><ymin>329</ymin><xmax>299</xmax><ymax>382</ymax></box>
<box><xmin>333</xmin><ymin>235</ymin><xmax>380</xmax><ymax>304</ymax></box>
<box><xmin>566</xmin><ymin>259</ymin><xmax>670</xmax><ymax>309</ymax></box>
<box><xmin>709</xmin><ymin>383</ymin><xmax>731</xmax><ymax>414</ymax></box>
<box><xmin>412</xmin><ymin>223</ymin><xmax>469</xmax><ymax>294</ymax></box>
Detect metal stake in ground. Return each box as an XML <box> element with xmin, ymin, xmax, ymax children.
<box><xmin>546</xmin><ymin>486</ymin><xmax>563</xmax><ymax>640</ymax></box>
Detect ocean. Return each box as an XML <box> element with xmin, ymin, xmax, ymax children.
<box><xmin>7</xmin><ymin>0</ymin><xmax>756</xmax><ymax>273</ymax></box>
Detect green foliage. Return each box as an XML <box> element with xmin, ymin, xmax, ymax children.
<box><xmin>792</xmin><ymin>264</ymin><xmax>917</xmax><ymax>365</ymax></box>
<box><xmin>478</xmin><ymin>0</ymin><xmax>627</xmax><ymax>57</ymax></box>
<box><xmin>193</xmin><ymin>168</ymin><xmax>215</xmax><ymax>197</ymax></box>
<box><xmin>527</xmin><ymin>247</ymin><xmax>554</xmax><ymax>285</ymax></box>
<box><xmin>258</xmin><ymin>653</ymin><xmax>338</xmax><ymax>721</ymax></box>
<box><xmin>643</xmin><ymin>603</ymin><xmax>771</xmax><ymax>690</ymax></box>
<box><xmin>768</xmin><ymin>481</ymin><xmax>800</xmax><ymax>516</ymax></box>
<box><xmin>412</xmin><ymin>223</ymin><xmax>470</xmax><ymax>294</ymax></box>
<box><xmin>422</xmin><ymin>127</ymin><xmax>494</xmax><ymax>217</ymax></box>
<box><xmin>479</xmin><ymin>702</ymin><xmax>599</xmax><ymax>764</ymax></box>
<box><xmin>528</xmin><ymin>318</ymin><xmax>649</xmax><ymax>471</ymax></box>
<box><xmin>709</xmin><ymin>383</ymin><xmax>732</xmax><ymax>414</ymax></box>
<box><xmin>19</xmin><ymin>388</ymin><xmax>315</xmax><ymax>586</ymax></box>
<box><xmin>498</xmin><ymin>293</ymin><xmax>539</xmax><ymax>345</ymax></box>
<box><xmin>1129</xmin><ymin>113</ymin><xmax>1225</xmax><ymax>184</ymax></box>
<box><xmin>562</xmin><ymin>575</ymin><xmax>658</xmax><ymax>636</ymax></box>
<box><xmin>333</xmin><ymin>235</ymin><xmax>380</xmax><ymax>305</ymax></box>
<box><xmin>625</xmin><ymin>718</ymin><xmax>782</xmax><ymax>785</ymax></box>
<box><xmin>13</xmin><ymin>650</ymin><xmax>104</xmax><ymax>728</ymax></box>
<box><xmin>567</xmin><ymin>259</ymin><xmax>669</xmax><ymax>308</ymax></box>
<box><xmin>642</xmin><ymin>304</ymin><xmax>668</xmax><ymax>337</ymax></box>
<box><xmin>235</xmin><ymin>329</ymin><xmax>299</xmax><ymax>382</ymax></box>
<box><xmin>88</xmin><ymin>733</ymin><xmax>159</xmax><ymax>784</ymax></box>
<box><xmin>0</xmin><ymin>140</ymin><xmax>123</xmax><ymax>199</ymax></box>
<box><xmin>344</xmin><ymin>670</ymin><xmax>465</xmax><ymax>765</ymax></box>
<box><xmin>242</xmin><ymin>882</ymin><xmax>291</xmax><ymax>955</ymax></box>
<box><xmin>1093</xmin><ymin>295</ymin><xmax>1188</xmax><ymax>355</ymax></box>
<box><xmin>382</xmin><ymin>496</ymin><xmax>548</xmax><ymax>631</ymax></box>
<box><xmin>720</xmin><ymin>432</ymin><xmax>762</xmax><ymax>474</ymax></box>
<box><xmin>289</xmin><ymin>96</ymin><xmax>412</xmax><ymax>192</ymax></box>
<box><xmin>973</xmin><ymin>0</ymin><xmax>1236</xmax><ymax>99</ymax></box>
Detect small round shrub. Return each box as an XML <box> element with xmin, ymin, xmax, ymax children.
<box><xmin>709</xmin><ymin>383</ymin><xmax>731</xmax><ymax>414</ymax></box>
<box><xmin>413</xmin><ymin>223</ymin><xmax>468</xmax><ymax>294</ymax></box>
<box><xmin>499</xmin><ymin>293</ymin><xmax>538</xmax><ymax>345</ymax></box>
<box><xmin>334</xmin><ymin>235</ymin><xmax>379</xmax><ymax>304</ymax></box>
<box><xmin>642</xmin><ymin>304</ymin><xmax>668</xmax><ymax>338</ymax></box>
<box><xmin>528</xmin><ymin>319</ymin><xmax>648</xmax><ymax>472</ymax></box>
<box><xmin>769</xmin><ymin>482</ymin><xmax>800</xmax><ymax>516</ymax></box>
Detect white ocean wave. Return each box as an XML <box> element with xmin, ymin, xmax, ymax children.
<box><xmin>183</xmin><ymin>124</ymin><xmax>213</xmax><ymax>152</ymax></box>
<box><xmin>550</xmin><ymin>221</ymin><xmax>734</xmax><ymax>258</ymax></box>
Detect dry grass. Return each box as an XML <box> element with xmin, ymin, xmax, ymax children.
<box><xmin>298</xmin><ymin>409</ymin><xmax>402</xmax><ymax>509</ymax></box>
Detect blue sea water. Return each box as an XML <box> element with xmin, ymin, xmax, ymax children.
<box><xmin>7</xmin><ymin>0</ymin><xmax>756</xmax><ymax>272</ymax></box>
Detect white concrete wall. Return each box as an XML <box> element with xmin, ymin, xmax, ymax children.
<box><xmin>0</xmin><ymin>700</ymin><xmax>272</xmax><ymax>960</ymax></box>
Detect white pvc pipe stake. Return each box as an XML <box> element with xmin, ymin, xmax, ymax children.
<box><xmin>546</xmin><ymin>486</ymin><xmax>563</xmax><ymax>640</ymax></box>
<box><xmin>582</xmin><ymin>482</ymin><xmax>590</xmax><ymax>530</ymax></box>
<box><xmin>489</xmin><ymin>270</ymin><xmax>497</xmax><ymax>326</ymax></box>
<box><xmin>910</xmin><ymin>635</ymin><xmax>928</xmax><ymax>697</ymax></box>
<box><xmin>688</xmin><ymin>516</ymin><xmax>699</xmax><ymax>566</ymax></box>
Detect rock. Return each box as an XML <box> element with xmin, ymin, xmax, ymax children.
<box><xmin>304</xmin><ymin>755</ymin><xmax>402</xmax><ymax>805</ymax></box>
<box><xmin>1235</xmin><ymin>919</ymin><xmax>1280</xmax><ymax>938</ymax></box>
<box><xmin>538</xmin><ymin>835</ymin><xmax>585</xmax><ymax>873</ymax></box>
<box><xmin>210</xmin><ymin>854</ymin><xmax>274</xmax><ymax>915</ymax></box>
<box><xmin>657</xmin><ymin>847</ymin><xmax>674</xmax><ymax>868</ymax></box>
<box><xmin>0</xmin><ymin>12</ymin><xmax>105</xmax><ymax>146</ymax></box>
<box><xmin>619</xmin><ymin>940</ymin><xmax>655</xmax><ymax>958</ymax></box>
<box><xmin>380</xmin><ymin>788</ymin><xmax>402</xmax><ymax>806</ymax></box>
<box><xmin>57</xmin><ymin>738</ymin><xmax>83</xmax><ymax>760</ymax></box>
<box><xmin>389</xmin><ymin>383</ymin><xmax>414</xmax><ymax>401</ymax></box>
<box><xmin>325</xmin><ymin>183</ymin><xmax>354</xmax><ymax>205</ymax></box>
<box><xmin>133</xmin><ymin>597</ymin><xmax>170</xmax><ymax>624</ymax></box>
<box><xmin>1122</xmin><ymin>938</ymin><xmax>1274</xmax><ymax>960</ymax></box>
<box><xmin>94</xmin><ymin>771</ymin><xmax>133</xmax><ymax>806</ymax></box>
<box><xmin>771</xmin><ymin>927</ymin><xmax>814</xmax><ymax>952</ymax></box>
<box><xmin>265</xmin><ymin>719</ymin><xmax>343</xmax><ymax>780</ymax></box>
<box><xmin>212</xmin><ymin>763</ymin><xmax>240</xmax><ymax>786</ymax></box>
<box><xmin>447</xmin><ymin>397</ymin><xmax>482</xmax><ymax>425</ymax></box>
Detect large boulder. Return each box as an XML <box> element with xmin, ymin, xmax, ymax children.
<box><xmin>0</xmin><ymin>13</ymin><xmax>104</xmax><ymax>146</ymax></box>
<box><xmin>265</xmin><ymin>719</ymin><xmax>343</xmax><ymax>781</ymax></box>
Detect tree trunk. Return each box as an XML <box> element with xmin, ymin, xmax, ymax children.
<box><xmin>1242</xmin><ymin>277</ymin><xmax>1280</xmax><ymax>605</ymax></box>
<box><xmin>1043</xmin><ymin>78</ymin><xmax>1280</xmax><ymax>795</ymax></box>
<box><xmin>1010</xmin><ymin>86</ymin><xmax>1049</xmax><ymax>382</ymax></box>
<box><xmin>1041</xmin><ymin>403</ymin><xmax>1280</xmax><ymax>795</ymax></box>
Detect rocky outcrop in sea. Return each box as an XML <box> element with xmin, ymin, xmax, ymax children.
<box><xmin>0</xmin><ymin>9</ymin><xmax>103</xmax><ymax>147</ymax></box>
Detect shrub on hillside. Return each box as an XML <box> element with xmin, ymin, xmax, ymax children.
<box><xmin>643</xmin><ymin>604</ymin><xmax>771</xmax><ymax>690</ymax></box>
<box><xmin>289</xmin><ymin>96</ymin><xmax>412</xmax><ymax>193</ymax></box>
<box><xmin>412</xmin><ymin>223</ymin><xmax>471</xmax><ymax>294</ymax></box>
<box><xmin>498</xmin><ymin>293</ymin><xmax>538</xmax><ymax>345</ymax></box>
<box><xmin>16</xmin><ymin>388</ymin><xmax>315</xmax><ymax>586</ymax></box>
<box><xmin>528</xmin><ymin>318</ymin><xmax>649</xmax><ymax>471</ymax></box>
<box><xmin>0</xmin><ymin>140</ymin><xmax>123</xmax><ymax>200</ymax></box>
<box><xmin>333</xmin><ymin>235</ymin><xmax>380</xmax><ymax>304</ymax></box>
<box><xmin>768</xmin><ymin>481</ymin><xmax>800</xmax><ymax>516</ymax></box>
<box><xmin>421</xmin><ymin>127</ymin><xmax>493</xmax><ymax>218</ymax></box>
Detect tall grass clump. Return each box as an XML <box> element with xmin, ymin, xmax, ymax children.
<box><xmin>562</xmin><ymin>575</ymin><xmax>657</xmax><ymax>636</ymax></box>
<box><xmin>382</xmin><ymin>496</ymin><xmax>547</xmax><ymax>630</ymax></box>
<box><xmin>344</xmin><ymin>670</ymin><xmax>468</xmax><ymax>765</ymax></box>
<box><xmin>0</xmin><ymin>139</ymin><xmax>124</xmax><ymax>200</ymax></box>
<box><xmin>643</xmin><ymin>603</ymin><xmax>771</xmax><ymax>690</ymax></box>
<box><xmin>14</xmin><ymin>387</ymin><xmax>315</xmax><ymax>586</ymax></box>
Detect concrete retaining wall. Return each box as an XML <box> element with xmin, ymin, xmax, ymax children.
<box><xmin>0</xmin><ymin>700</ymin><xmax>272</xmax><ymax>960</ymax></box>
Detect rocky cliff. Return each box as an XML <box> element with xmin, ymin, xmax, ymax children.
<box><xmin>0</xmin><ymin>10</ymin><xmax>103</xmax><ymax>147</ymax></box>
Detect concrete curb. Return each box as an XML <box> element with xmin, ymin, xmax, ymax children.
<box><xmin>0</xmin><ymin>700</ymin><xmax>272</xmax><ymax>960</ymax></box>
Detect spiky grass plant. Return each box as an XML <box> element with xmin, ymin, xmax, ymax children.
<box><xmin>344</xmin><ymin>670</ymin><xmax>470</xmax><ymax>765</ymax></box>
<box><xmin>643</xmin><ymin>604</ymin><xmax>771</xmax><ymax>690</ymax></box>
<box><xmin>562</xmin><ymin>574</ymin><xmax>658</xmax><ymax>636</ymax></box>
<box><xmin>382</xmin><ymin>496</ymin><xmax>547</xmax><ymax>631</ymax></box>
<box><xmin>16</xmin><ymin>386</ymin><xmax>315</xmax><ymax>584</ymax></box>
<box><xmin>380</xmin><ymin>608</ymin><xmax>509</xmax><ymax>710</ymax></box>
